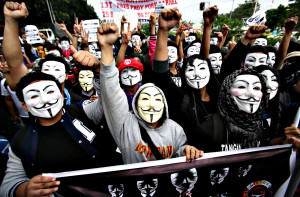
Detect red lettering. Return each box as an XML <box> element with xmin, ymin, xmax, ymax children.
<box><xmin>161</xmin><ymin>147</ymin><xmax>166</xmax><ymax>158</ymax></box>
<box><xmin>167</xmin><ymin>146</ymin><xmax>173</xmax><ymax>158</ymax></box>
<box><xmin>109</xmin><ymin>2</ymin><xmax>113</xmax><ymax>8</ymax></box>
<box><xmin>145</xmin><ymin>146</ymin><xmax>153</xmax><ymax>158</ymax></box>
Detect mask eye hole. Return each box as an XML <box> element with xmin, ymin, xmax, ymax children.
<box><xmin>254</xmin><ymin>87</ymin><xmax>261</xmax><ymax>91</ymax></box>
<box><xmin>31</xmin><ymin>95</ymin><xmax>39</xmax><ymax>99</ymax></box>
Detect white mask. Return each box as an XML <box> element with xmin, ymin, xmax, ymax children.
<box><xmin>120</xmin><ymin>67</ymin><xmax>141</xmax><ymax>86</ymax></box>
<box><xmin>185</xmin><ymin>35</ymin><xmax>196</xmax><ymax>44</ymax></box>
<box><xmin>131</xmin><ymin>35</ymin><xmax>141</xmax><ymax>47</ymax></box>
<box><xmin>210</xmin><ymin>37</ymin><xmax>218</xmax><ymax>45</ymax></box>
<box><xmin>193</xmin><ymin>42</ymin><xmax>201</xmax><ymax>49</ymax></box>
<box><xmin>210</xmin><ymin>168</ymin><xmax>229</xmax><ymax>185</ymax></box>
<box><xmin>185</xmin><ymin>59</ymin><xmax>210</xmax><ymax>89</ymax></box>
<box><xmin>48</xmin><ymin>50</ymin><xmax>61</xmax><ymax>57</ymax></box>
<box><xmin>231</xmin><ymin>74</ymin><xmax>263</xmax><ymax>114</ymax></box>
<box><xmin>137</xmin><ymin>87</ymin><xmax>164</xmax><ymax>123</ymax></box>
<box><xmin>88</xmin><ymin>44</ymin><xmax>96</xmax><ymax>55</ymax></box>
<box><xmin>41</xmin><ymin>61</ymin><xmax>66</xmax><ymax>84</ymax></box>
<box><xmin>187</xmin><ymin>45</ymin><xmax>200</xmax><ymax>57</ymax></box>
<box><xmin>168</xmin><ymin>46</ymin><xmax>177</xmax><ymax>64</ymax></box>
<box><xmin>23</xmin><ymin>81</ymin><xmax>63</xmax><ymax>118</ymax></box>
<box><xmin>253</xmin><ymin>38</ymin><xmax>267</xmax><ymax>46</ymax></box>
<box><xmin>171</xmin><ymin>168</ymin><xmax>198</xmax><ymax>191</ymax></box>
<box><xmin>137</xmin><ymin>179</ymin><xmax>158</xmax><ymax>194</ymax></box>
<box><xmin>209</xmin><ymin>53</ymin><xmax>222</xmax><ymax>74</ymax></box>
<box><xmin>244</xmin><ymin>53</ymin><xmax>268</xmax><ymax>69</ymax></box>
<box><xmin>267</xmin><ymin>52</ymin><xmax>276</xmax><ymax>66</ymax></box>
<box><xmin>79</xmin><ymin>70</ymin><xmax>94</xmax><ymax>92</ymax></box>
<box><xmin>261</xmin><ymin>70</ymin><xmax>278</xmax><ymax>100</ymax></box>
<box><xmin>60</xmin><ymin>40</ymin><xmax>70</xmax><ymax>51</ymax></box>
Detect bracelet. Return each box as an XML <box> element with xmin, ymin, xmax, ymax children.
<box><xmin>74</xmin><ymin>35</ymin><xmax>79</xmax><ymax>38</ymax></box>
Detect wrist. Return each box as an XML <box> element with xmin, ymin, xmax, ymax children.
<box><xmin>204</xmin><ymin>23</ymin><xmax>213</xmax><ymax>28</ymax></box>
<box><xmin>241</xmin><ymin>37</ymin><xmax>250</xmax><ymax>45</ymax></box>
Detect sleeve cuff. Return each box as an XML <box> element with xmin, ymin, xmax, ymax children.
<box><xmin>9</xmin><ymin>180</ymin><xmax>29</xmax><ymax>197</ymax></box>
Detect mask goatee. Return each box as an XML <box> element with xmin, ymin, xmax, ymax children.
<box><xmin>150</xmin><ymin>114</ymin><xmax>153</xmax><ymax>122</ymax></box>
<box><xmin>47</xmin><ymin>109</ymin><xmax>53</xmax><ymax>117</ymax></box>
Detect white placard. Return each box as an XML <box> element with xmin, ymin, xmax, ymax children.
<box><xmin>82</xmin><ymin>19</ymin><xmax>100</xmax><ymax>43</ymax></box>
<box><xmin>246</xmin><ymin>10</ymin><xmax>267</xmax><ymax>26</ymax></box>
<box><xmin>25</xmin><ymin>25</ymin><xmax>44</xmax><ymax>44</ymax></box>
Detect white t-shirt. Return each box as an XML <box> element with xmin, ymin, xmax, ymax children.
<box><xmin>1</xmin><ymin>79</ymin><xmax>29</xmax><ymax>118</ymax></box>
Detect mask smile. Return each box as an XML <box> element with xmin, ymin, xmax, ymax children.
<box><xmin>34</xmin><ymin>99</ymin><xmax>59</xmax><ymax>110</ymax></box>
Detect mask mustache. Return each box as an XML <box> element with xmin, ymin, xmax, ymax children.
<box><xmin>141</xmin><ymin>108</ymin><xmax>162</xmax><ymax>113</ymax></box>
<box><xmin>190</xmin><ymin>76</ymin><xmax>207</xmax><ymax>80</ymax></box>
<box><xmin>33</xmin><ymin>99</ymin><xmax>59</xmax><ymax>110</ymax></box>
<box><xmin>237</xmin><ymin>96</ymin><xmax>260</xmax><ymax>102</ymax></box>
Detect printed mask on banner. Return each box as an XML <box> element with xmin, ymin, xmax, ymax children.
<box><xmin>60</xmin><ymin>40</ymin><xmax>70</xmax><ymax>51</ymax></box>
<box><xmin>41</xmin><ymin>61</ymin><xmax>66</xmax><ymax>84</ymax></box>
<box><xmin>230</xmin><ymin>74</ymin><xmax>263</xmax><ymax>114</ymax></box>
<box><xmin>137</xmin><ymin>87</ymin><xmax>164</xmax><ymax>123</ymax></box>
<box><xmin>185</xmin><ymin>34</ymin><xmax>196</xmax><ymax>44</ymax></box>
<box><xmin>168</xmin><ymin>46</ymin><xmax>177</xmax><ymax>64</ymax></box>
<box><xmin>210</xmin><ymin>37</ymin><xmax>218</xmax><ymax>45</ymax></box>
<box><xmin>131</xmin><ymin>35</ymin><xmax>141</xmax><ymax>47</ymax></box>
<box><xmin>210</xmin><ymin>167</ymin><xmax>229</xmax><ymax>185</ymax></box>
<box><xmin>120</xmin><ymin>67</ymin><xmax>141</xmax><ymax>86</ymax></box>
<box><xmin>137</xmin><ymin>178</ymin><xmax>158</xmax><ymax>195</ymax></box>
<box><xmin>246</xmin><ymin>10</ymin><xmax>267</xmax><ymax>26</ymax></box>
<box><xmin>23</xmin><ymin>81</ymin><xmax>63</xmax><ymax>118</ymax></box>
<box><xmin>261</xmin><ymin>70</ymin><xmax>278</xmax><ymax>100</ymax></box>
<box><xmin>209</xmin><ymin>53</ymin><xmax>222</xmax><ymax>74</ymax></box>
<box><xmin>108</xmin><ymin>184</ymin><xmax>124</xmax><ymax>197</ymax></box>
<box><xmin>185</xmin><ymin>58</ymin><xmax>210</xmax><ymax>89</ymax></box>
<box><xmin>267</xmin><ymin>52</ymin><xmax>276</xmax><ymax>66</ymax></box>
<box><xmin>244</xmin><ymin>53</ymin><xmax>268</xmax><ymax>69</ymax></box>
<box><xmin>237</xmin><ymin>165</ymin><xmax>252</xmax><ymax>178</ymax></box>
<box><xmin>79</xmin><ymin>70</ymin><xmax>94</xmax><ymax>92</ymax></box>
<box><xmin>171</xmin><ymin>168</ymin><xmax>198</xmax><ymax>193</ymax></box>
<box><xmin>187</xmin><ymin>45</ymin><xmax>200</xmax><ymax>57</ymax></box>
<box><xmin>253</xmin><ymin>38</ymin><xmax>267</xmax><ymax>46</ymax></box>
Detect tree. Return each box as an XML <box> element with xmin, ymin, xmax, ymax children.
<box><xmin>266</xmin><ymin>5</ymin><xmax>288</xmax><ymax>31</ymax></box>
<box><xmin>231</xmin><ymin>0</ymin><xmax>260</xmax><ymax>20</ymax></box>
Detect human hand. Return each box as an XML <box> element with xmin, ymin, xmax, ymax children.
<box><xmin>73</xmin><ymin>50</ymin><xmax>101</xmax><ymax>70</ymax></box>
<box><xmin>227</xmin><ymin>36</ymin><xmax>236</xmax><ymax>51</ymax></box>
<box><xmin>222</xmin><ymin>24</ymin><xmax>230</xmax><ymax>36</ymax></box>
<box><xmin>73</xmin><ymin>17</ymin><xmax>82</xmax><ymax>36</ymax></box>
<box><xmin>203</xmin><ymin>5</ymin><xmax>218</xmax><ymax>26</ymax></box>
<box><xmin>0</xmin><ymin>55</ymin><xmax>9</xmax><ymax>73</ymax></box>
<box><xmin>158</xmin><ymin>8</ymin><xmax>182</xmax><ymax>31</ymax></box>
<box><xmin>244</xmin><ymin>25</ymin><xmax>267</xmax><ymax>40</ymax></box>
<box><xmin>23</xmin><ymin>175</ymin><xmax>60</xmax><ymax>196</ymax></box>
<box><xmin>90</xmin><ymin>95</ymin><xmax>98</xmax><ymax>101</ymax></box>
<box><xmin>284</xmin><ymin>16</ymin><xmax>298</xmax><ymax>33</ymax></box>
<box><xmin>214</xmin><ymin>31</ymin><xmax>223</xmax><ymax>43</ymax></box>
<box><xmin>284</xmin><ymin>124</ymin><xmax>300</xmax><ymax>143</ymax></box>
<box><xmin>149</xmin><ymin>13</ymin><xmax>159</xmax><ymax>27</ymax></box>
<box><xmin>121</xmin><ymin>24</ymin><xmax>136</xmax><ymax>45</ymax></box>
<box><xmin>56</xmin><ymin>21</ymin><xmax>67</xmax><ymax>32</ymax></box>
<box><xmin>180</xmin><ymin>31</ymin><xmax>189</xmax><ymax>41</ymax></box>
<box><xmin>121</xmin><ymin>15</ymin><xmax>127</xmax><ymax>24</ymax></box>
<box><xmin>134</xmin><ymin>45</ymin><xmax>142</xmax><ymax>54</ymax></box>
<box><xmin>39</xmin><ymin>32</ymin><xmax>47</xmax><ymax>40</ymax></box>
<box><xmin>81</xmin><ymin>28</ymin><xmax>89</xmax><ymax>45</ymax></box>
<box><xmin>4</xmin><ymin>2</ymin><xmax>29</xmax><ymax>21</ymax></box>
<box><xmin>97</xmin><ymin>23</ymin><xmax>119</xmax><ymax>47</ymax></box>
<box><xmin>287</xmin><ymin>137</ymin><xmax>300</xmax><ymax>155</ymax></box>
<box><xmin>176</xmin><ymin>22</ymin><xmax>190</xmax><ymax>35</ymax></box>
<box><xmin>182</xmin><ymin>146</ymin><xmax>204</xmax><ymax>162</ymax></box>
<box><xmin>12</xmin><ymin>114</ymin><xmax>21</xmax><ymax>123</ymax></box>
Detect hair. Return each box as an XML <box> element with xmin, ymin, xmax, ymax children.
<box><xmin>38</xmin><ymin>54</ymin><xmax>70</xmax><ymax>73</ymax></box>
<box><xmin>23</xmin><ymin>44</ymin><xmax>38</xmax><ymax>62</ymax></box>
<box><xmin>183</xmin><ymin>39</ymin><xmax>201</xmax><ymax>56</ymax></box>
<box><xmin>59</xmin><ymin>36</ymin><xmax>70</xmax><ymax>43</ymax></box>
<box><xmin>188</xmin><ymin>33</ymin><xmax>197</xmax><ymax>38</ymax></box>
<box><xmin>16</xmin><ymin>71</ymin><xmax>62</xmax><ymax>103</ymax></box>
<box><xmin>46</xmin><ymin>45</ymin><xmax>63</xmax><ymax>56</ymax></box>
<box><xmin>209</xmin><ymin>44</ymin><xmax>221</xmax><ymax>54</ymax></box>
<box><xmin>243</xmin><ymin>45</ymin><xmax>269</xmax><ymax>61</ymax></box>
<box><xmin>129</xmin><ymin>53</ymin><xmax>144</xmax><ymax>65</ymax></box>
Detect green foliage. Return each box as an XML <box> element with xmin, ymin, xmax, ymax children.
<box><xmin>266</xmin><ymin>36</ymin><xmax>282</xmax><ymax>46</ymax></box>
<box><xmin>142</xmin><ymin>23</ymin><xmax>151</xmax><ymax>36</ymax></box>
<box><xmin>266</xmin><ymin>5</ymin><xmax>288</xmax><ymax>31</ymax></box>
<box><xmin>212</xmin><ymin>14</ymin><xmax>244</xmax><ymax>31</ymax></box>
<box><xmin>231</xmin><ymin>0</ymin><xmax>260</xmax><ymax>20</ymax></box>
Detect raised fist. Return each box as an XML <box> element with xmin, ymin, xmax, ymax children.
<box><xmin>159</xmin><ymin>8</ymin><xmax>182</xmax><ymax>30</ymax></box>
<box><xmin>149</xmin><ymin>13</ymin><xmax>159</xmax><ymax>27</ymax></box>
<box><xmin>284</xmin><ymin>16</ymin><xmax>298</xmax><ymax>33</ymax></box>
<box><xmin>97</xmin><ymin>22</ymin><xmax>119</xmax><ymax>47</ymax></box>
<box><xmin>244</xmin><ymin>25</ymin><xmax>267</xmax><ymax>40</ymax></box>
<box><xmin>203</xmin><ymin>5</ymin><xmax>218</xmax><ymax>26</ymax></box>
<box><xmin>4</xmin><ymin>2</ymin><xmax>29</xmax><ymax>21</ymax></box>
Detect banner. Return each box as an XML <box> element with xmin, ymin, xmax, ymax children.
<box><xmin>43</xmin><ymin>145</ymin><xmax>296</xmax><ymax>196</ymax></box>
<box><xmin>99</xmin><ymin>0</ymin><xmax>179</xmax><ymax>23</ymax></box>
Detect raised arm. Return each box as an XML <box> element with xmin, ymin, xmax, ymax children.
<box><xmin>116</xmin><ymin>24</ymin><xmax>136</xmax><ymax>67</ymax></box>
<box><xmin>154</xmin><ymin>8</ymin><xmax>182</xmax><ymax>61</ymax></box>
<box><xmin>274</xmin><ymin>16</ymin><xmax>298</xmax><ymax>70</ymax></box>
<box><xmin>217</xmin><ymin>24</ymin><xmax>230</xmax><ymax>49</ymax></box>
<box><xmin>200</xmin><ymin>5</ymin><xmax>218</xmax><ymax>58</ymax></box>
<box><xmin>3</xmin><ymin>2</ymin><xmax>29</xmax><ymax>90</ymax></box>
<box><xmin>148</xmin><ymin>12</ymin><xmax>159</xmax><ymax>66</ymax></box>
<box><xmin>56</xmin><ymin>21</ymin><xmax>74</xmax><ymax>43</ymax></box>
<box><xmin>98</xmin><ymin>22</ymin><xmax>129</xmax><ymax>142</ymax></box>
<box><xmin>72</xmin><ymin>17</ymin><xmax>82</xmax><ymax>50</ymax></box>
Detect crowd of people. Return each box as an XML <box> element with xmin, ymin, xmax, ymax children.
<box><xmin>0</xmin><ymin>1</ymin><xmax>299</xmax><ymax>196</ymax></box>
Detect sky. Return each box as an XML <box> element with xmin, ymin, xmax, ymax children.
<box><xmin>88</xmin><ymin>0</ymin><xmax>293</xmax><ymax>23</ymax></box>
<box><xmin>178</xmin><ymin>0</ymin><xmax>291</xmax><ymax>23</ymax></box>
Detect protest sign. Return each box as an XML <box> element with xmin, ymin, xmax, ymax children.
<box><xmin>44</xmin><ymin>145</ymin><xmax>295</xmax><ymax>196</ymax></box>
<box><xmin>246</xmin><ymin>10</ymin><xmax>267</xmax><ymax>26</ymax></box>
<box><xmin>25</xmin><ymin>25</ymin><xmax>43</xmax><ymax>44</ymax></box>
<box><xmin>82</xmin><ymin>19</ymin><xmax>100</xmax><ymax>43</ymax></box>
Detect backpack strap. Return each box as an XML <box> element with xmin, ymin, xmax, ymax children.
<box><xmin>12</xmin><ymin>124</ymin><xmax>30</xmax><ymax>157</ymax></box>
<box><xmin>139</xmin><ymin>124</ymin><xmax>163</xmax><ymax>160</ymax></box>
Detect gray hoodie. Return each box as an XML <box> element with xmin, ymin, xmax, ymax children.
<box><xmin>100</xmin><ymin>59</ymin><xmax>187</xmax><ymax>164</ymax></box>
